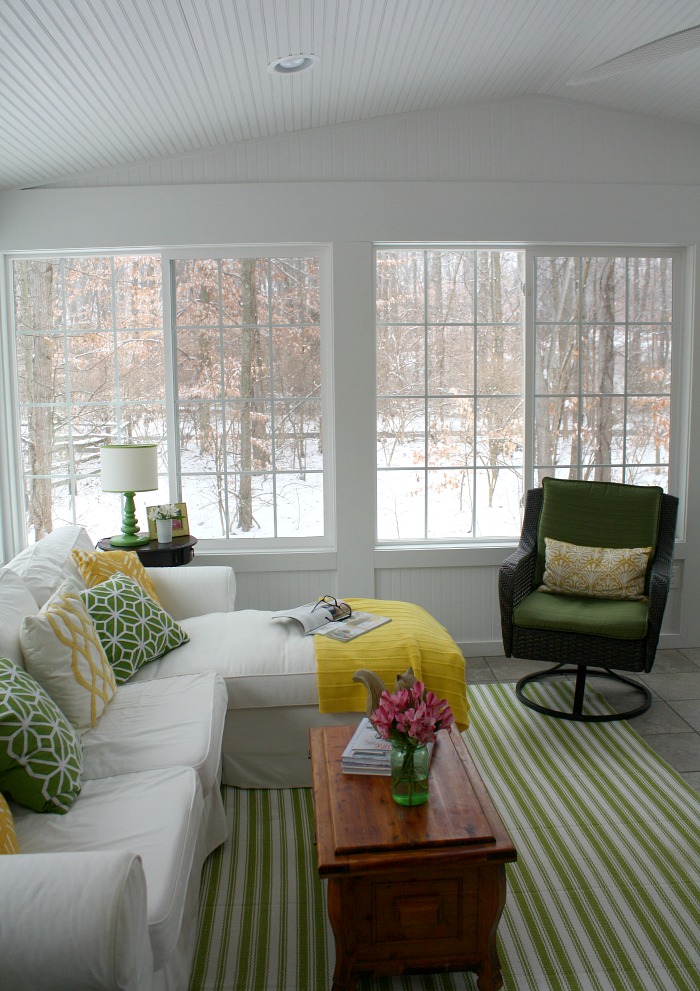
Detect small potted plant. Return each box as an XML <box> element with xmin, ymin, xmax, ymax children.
<box><xmin>370</xmin><ymin>682</ymin><xmax>454</xmax><ymax>806</ymax></box>
<box><xmin>147</xmin><ymin>504</ymin><xmax>181</xmax><ymax>543</ymax></box>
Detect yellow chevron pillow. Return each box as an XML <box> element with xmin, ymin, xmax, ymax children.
<box><xmin>0</xmin><ymin>793</ymin><xmax>19</xmax><ymax>854</ymax></box>
<box><xmin>20</xmin><ymin>581</ymin><xmax>117</xmax><ymax>731</ymax></box>
<box><xmin>71</xmin><ymin>549</ymin><xmax>161</xmax><ymax>605</ymax></box>
<box><xmin>542</xmin><ymin>538</ymin><xmax>652</xmax><ymax>601</ymax></box>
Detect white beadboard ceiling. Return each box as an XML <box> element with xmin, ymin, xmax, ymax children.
<box><xmin>1</xmin><ymin>0</ymin><xmax>700</xmax><ymax>190</ymax></box>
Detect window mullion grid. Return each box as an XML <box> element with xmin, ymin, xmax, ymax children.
<box><xmin>423</xmin><ymin>250</ymin><xmax>429</xmax><ymax>539</ymax></box>
<box><xmin>472</xmin><ymin>252</ymin><xmax>478</xmax><ymax>538</ymax></box>
<box><xmin>623</xmin><ymin>259</ymin><xmax>630</xmax><ymax>482</ymax></box>
<box><xmin>217</xmin><ymin>261</ymin><xmax>230</xmax><ymax>536</ymax></box>
<box><xmin>162</xmin><ymin>257</ymin><xmax>179</xmax><ymax>501</ymax></box>
<box><xmin>61</xmin><ymin>258</ymin><xmax>77</xmax><ymax>523</ymax></box>
<box><xmin>577</xmin><ymin>256</ymin><xmax>584</xmax><ymax>480</ymax></box>
<box><xmin>268</xmin><ymin>258</ymin><xmax>278</xmax><ymax>539</ymax></box>
<box><xmin>523</xmin><ymin>252</ymin><xmax>535</xmax><ymax>492</ymax></box>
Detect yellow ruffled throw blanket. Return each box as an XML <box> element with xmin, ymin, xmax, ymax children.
<box><xmin>314</xmin><ymin>598</ymin><xmax>469</xmax><ymax>730</ymax></box>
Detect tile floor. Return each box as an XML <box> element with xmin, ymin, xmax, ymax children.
<box><xmin>466</xmin><ymin>649</ymin><xmax>700</xmax><ymax>791</ymax></box>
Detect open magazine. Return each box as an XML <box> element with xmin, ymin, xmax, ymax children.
<box><xmin>271</xmin><ymin>596</ymin><xmax>391</xmax><ymax>642</ymax></box>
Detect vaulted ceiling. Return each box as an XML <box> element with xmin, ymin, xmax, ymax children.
<box><xmin>1</xmin><ymin>0</ymin><xmax>699</xmax><ymax>190</ymax></box>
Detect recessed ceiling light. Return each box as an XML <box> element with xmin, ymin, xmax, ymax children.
<box><xmin>268</xmin><ymin>53</ymin><xmax>318</xmax><ymax>74</ymax></box>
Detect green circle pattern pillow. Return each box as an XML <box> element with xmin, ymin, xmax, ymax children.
<box><xmin>80</xmin><ymin>574</ymin><xmax>189</xmax><ymax>684</ymax></box>
<box><xmin>0</xmin><ymin>657</ymin><xmax>83</xmax><ymax>814</ymax></box>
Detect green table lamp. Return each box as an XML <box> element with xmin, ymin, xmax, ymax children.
<box><xmin>100</xmin><ymin>443</ymin><xmax>158</xmax><ymax>547</ymax></box>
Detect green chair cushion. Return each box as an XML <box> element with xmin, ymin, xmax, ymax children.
<box><xmin>513</xmin><ymin>590</ymin><xmax>649</xmax><ymax>640</ymax></box>
<box><xmin>535</xmin><ymin>478</ymin><xmax>663</xmax><ymax>587</ymax></box>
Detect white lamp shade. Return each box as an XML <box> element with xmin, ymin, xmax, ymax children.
<box><xmin>100</xmin><ymin>444</ymin><xmax>158</xmax><ymax>493</ymax></box>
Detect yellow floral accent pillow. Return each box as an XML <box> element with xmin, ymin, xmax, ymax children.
<box><xmin>20</xmin><ymin>581</ymin><xmax>117</xmax><ymax>731</ymax></box>
<box><xmin>541</xmin><ymin>538</ymin><xmax>652</xmax><ymax>601</ymax></box>
<box><xmin>0</xmin><ymin>793</ymin><xmax>19</xmax><ymax>854</ymax></box>
<box><xmin>71</xmin><ymin>549</ymin><xmax>161</xmax><ymax>605</ymax></box>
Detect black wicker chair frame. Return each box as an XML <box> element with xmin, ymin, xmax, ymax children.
<box><xmin>499</xmin><ymin>487</ymin><xmax>679</xmax><ymax>723</ymax></box>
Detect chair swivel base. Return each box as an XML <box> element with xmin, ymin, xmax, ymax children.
<box><xmin>515</xmin><ymin>663</ymin><xmax>652</xmax><ymax>723</ymax></box>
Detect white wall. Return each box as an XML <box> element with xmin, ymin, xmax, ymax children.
<box><xmin>1</xmin><ymin>98</ymin><xmax>699</xmax><ymax>652</ymax></box>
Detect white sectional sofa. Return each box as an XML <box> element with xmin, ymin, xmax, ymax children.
<box><xmin>0</xmin><ymin>525</ymin><xmax>358</xmax><ymax>991</ymax></box>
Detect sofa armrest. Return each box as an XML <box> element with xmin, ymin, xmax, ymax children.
<box><xmin>146</xmin><ymin>565</ymin><xmax>237</xmax><ymax>619</ymax></box>
<box><xmin>0</xmin><ymin>851</ymin><xmax>153</xmax><ymax>991</ymax></box>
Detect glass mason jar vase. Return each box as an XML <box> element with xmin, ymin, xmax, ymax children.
<box><xmin>390</xmin><ymin>739</ymin><xmax>430</xmax><ymax>806</ymax></box>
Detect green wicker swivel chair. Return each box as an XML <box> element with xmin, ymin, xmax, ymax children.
<box><xmin>499</xmin><ymin>477</ymin><xmax>678</xmax><ymax>722</ymax></box>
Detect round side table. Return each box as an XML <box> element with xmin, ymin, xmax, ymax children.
<box><xmin>96</xmin><ymin>534</ymin><xmax>197</xmax><ymax>567</ymax></box>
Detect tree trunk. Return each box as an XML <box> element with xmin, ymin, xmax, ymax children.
<box><xmin>237</xmin><ymin>259</ymin><xmax>258</xmax><ymax>531</ymax></box>
<box><xmin>19</xmin><ymin>260</ymin><xmax>55</xmax><ymax>540</ymax></box>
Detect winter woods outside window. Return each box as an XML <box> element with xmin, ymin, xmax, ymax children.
<box><xmin>11</xmin><ymin>250</ymin><xmax>325</xmax><ymax>543</ymax></box>
<box><xmin>8</xmin><ymin>245</ymin><xmax>675</xmax><ymax>548</ymax></box>
<box><xmin>13</xmin><ymin>255</ymin><xmax>165</xmax><ymax>542</ymax></box>
<box><xmin>173</xmin><ymin>254</ymin><xmax>323</xmax><ymax>539</ymax></box>
<box><xmin>376</xmin><ymin>248</ymin><xmax>674</xmax><ymax>541</ymax></box>
<box><xmin>534</xmin><ymin>255</ymin><xmax>672</xmax><ymax>490</ymax></box>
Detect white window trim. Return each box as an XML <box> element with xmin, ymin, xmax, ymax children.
<box><xmin>2</xmin><ymin>244</ymin><xmax>335</xmax><ymax>554</ymax></box>
<box><xmin>374</xmin><ymin>243</ymin><xmax>686</xmax><ymax>548</ymax></box>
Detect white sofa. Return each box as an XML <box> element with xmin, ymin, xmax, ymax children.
<box><xmin>0</xmin><ymin>528</ymin><xmax>230</xmax><ymax>991</ymax></box>
<box><xmin>0</xmin><ymin>525</ymin><xmax>359</xmax><ymax>991</ymax></box>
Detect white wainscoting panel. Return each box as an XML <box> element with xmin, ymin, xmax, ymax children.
<box><xmin>375</xmin><ymin>564</ymin><xmax>503</xmax><ymax>652</ymax></box>
<box><xmin>234</xmin><ymin>568</ymin><xmax>337</xmax><ymax>611</ymax></box>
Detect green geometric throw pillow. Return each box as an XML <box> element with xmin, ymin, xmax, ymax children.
<box><xmin>0</xmin><ymin>657</ymin><xmax>83</xmax><ymax>814</ymax></box>
<box><xmin>80</xmin><ymin>574</ymin><xmax>189</xmax><ymax>684</ymax></box>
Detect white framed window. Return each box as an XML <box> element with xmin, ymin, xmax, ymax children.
<box><xmin>168</xmin><ymin>247</ymin><xmax>331</xmax><ymax>543</ymax></box>
<box><xmin>376</xmin><ymin>247</ymin><xmax>526</xmax><ymax>540</ymax></box>
<box><xmin>9</xmin><ymin>253</ymin><xmax>167</xmax><ymax>542</ymax></box>
<box><xmin>7</xmin><ymin>246</ymin><xmax>332</xmax><ymax>547</ymax></box>
<box><xmin>375</xmin><ymin>245</ymin><xmax>680</xmax><ymax>543</ymax></box>
<box><xmin>532</xmin><ymin>253</ymin><xmax>674</xmax><ymax>490</ymax></box>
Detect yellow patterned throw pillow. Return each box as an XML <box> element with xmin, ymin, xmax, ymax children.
<box><xmin>71</xmin><ymin>549</ymin><xmax>161</xmax><ymax>605</ymax></box>
<box><xmin>0</xmin><ymin>793</ymin><xmax>19</xmax><ymax>854</ymax></box>
<box><xmin>20</xmin><ymin>581</ymin><xmax>117</xmax><ymax>731</ymax></box>
<box><xmin>542</xmin><ymin>538</ymin><xmax>652</xmax><ymax>601</ymax></box>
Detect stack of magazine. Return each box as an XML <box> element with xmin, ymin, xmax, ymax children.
<box><xmin>341</xmin><ymin>718</ymin><xmax>393</xmax><ymax>775</ymax></box>
<box><xmin>341</xmin><ymin>718</ymin><xmax>435</xmax><ymax>775</ymax></box>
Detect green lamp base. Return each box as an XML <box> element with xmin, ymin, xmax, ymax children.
<box><xmin>109</xmin><ymin>491</ymin><xmax>151</xmax><ymax>548</ymax></box>
<box><xmin>109</xmin><ymin>533</ymin><xmax>151</xmax><ymax>548</ymax></box>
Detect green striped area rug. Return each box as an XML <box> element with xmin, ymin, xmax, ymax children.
<box><xmin>189</xmin><ymin>682</ymin><xmax>700</xmax><ymax>991</ymax></box>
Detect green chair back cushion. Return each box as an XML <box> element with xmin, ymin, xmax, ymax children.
<box><xmin>535</xmin><ymin>478</ymin><xmax>663</xmax><ymax>587</ymax></box>
<box><xmin>514</xmin><ymin>591</ymin><xmax>649</xmax><ymax>640</ymax></box>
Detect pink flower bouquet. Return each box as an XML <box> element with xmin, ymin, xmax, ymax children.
<box><xmin>370</xmin><ymin>681</ymin><xmax>454</xmax><ymax>806</ymax></box>
<box><xmin>370</xmin><ymin>681</ymin><xmax>454</xmax><ymax>747</ymax></box>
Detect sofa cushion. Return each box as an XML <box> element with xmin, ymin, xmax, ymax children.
<box><xmin>130</xmin><ymin>609</ymin><xmax>318</xmax><ymax>708</ymax></box>
<box><xmin>80</xmin><ymin>574</ymin><xmax>189</xmax><ymax>684</ymax></box>
<box><xmin>0</xmin><ymin>568</ymin><xmax>38</xmax><ymax>669</ymax></box>
<box><xmin>0</xmin><ymin>793</ymin><xmax>19</xmax><ymax>854</ymax></box>
<box><xmin>82</xmin><ymin>672</ymin><xmax>226</xmax><ymax>797</ymax></box>
<box><xmin>20</xmin><ymin>581</ymin><xmax>117</xmax><ymax>731</ymax></box>
<box><xmin>11</xmin><ymin>765</ymin><xmax>203</xmax><ymax>969</ymax></box>
<box><xmin>71</xmin><ymin>548</ymin><xmax>161</xmax><ymax>604</ymax></box>
<box><xmin>0</xmin><ymin>658</ymin><xmax>83</xmax><ymax>813</ymax></box>
<box><xmin>513</xmin><ymin>590</ymin><xmax>649</xmax><ymax>640</ymax></box>
<box><xmin>6</xmin><ymin>526</ymin><xmax>93</xmax><ymax>607</ymax></box>
<box><xmin>542</xmin><ymin>537</ymin><xmax>652</xmax><ymax>601</ymax></box>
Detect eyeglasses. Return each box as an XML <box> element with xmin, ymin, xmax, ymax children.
<box><xmin>312</xmin><ymin>595</ymin><xmax>352</xmax><ymax>621</ymax></box>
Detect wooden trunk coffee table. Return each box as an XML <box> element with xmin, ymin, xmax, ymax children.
<box><xmin>310</xmin><ymin>726</ymin><xmax>516</xmax><ymax>991</ymax></box>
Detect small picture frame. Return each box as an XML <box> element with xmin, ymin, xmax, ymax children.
<box><xmin>146</xmin><ymin>502</ymin><xmax>189</xmax><ymax>539</ymax></box>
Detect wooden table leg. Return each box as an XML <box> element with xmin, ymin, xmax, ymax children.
<box><xmin>475</xmin><ymin>865</ymin><xmax>507</xmax><ymax>991</ymax></box>
<box><xmin>327</xmin><ymin>878</ymin><xmax>357</xmax><ymax>991</ymax></box>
